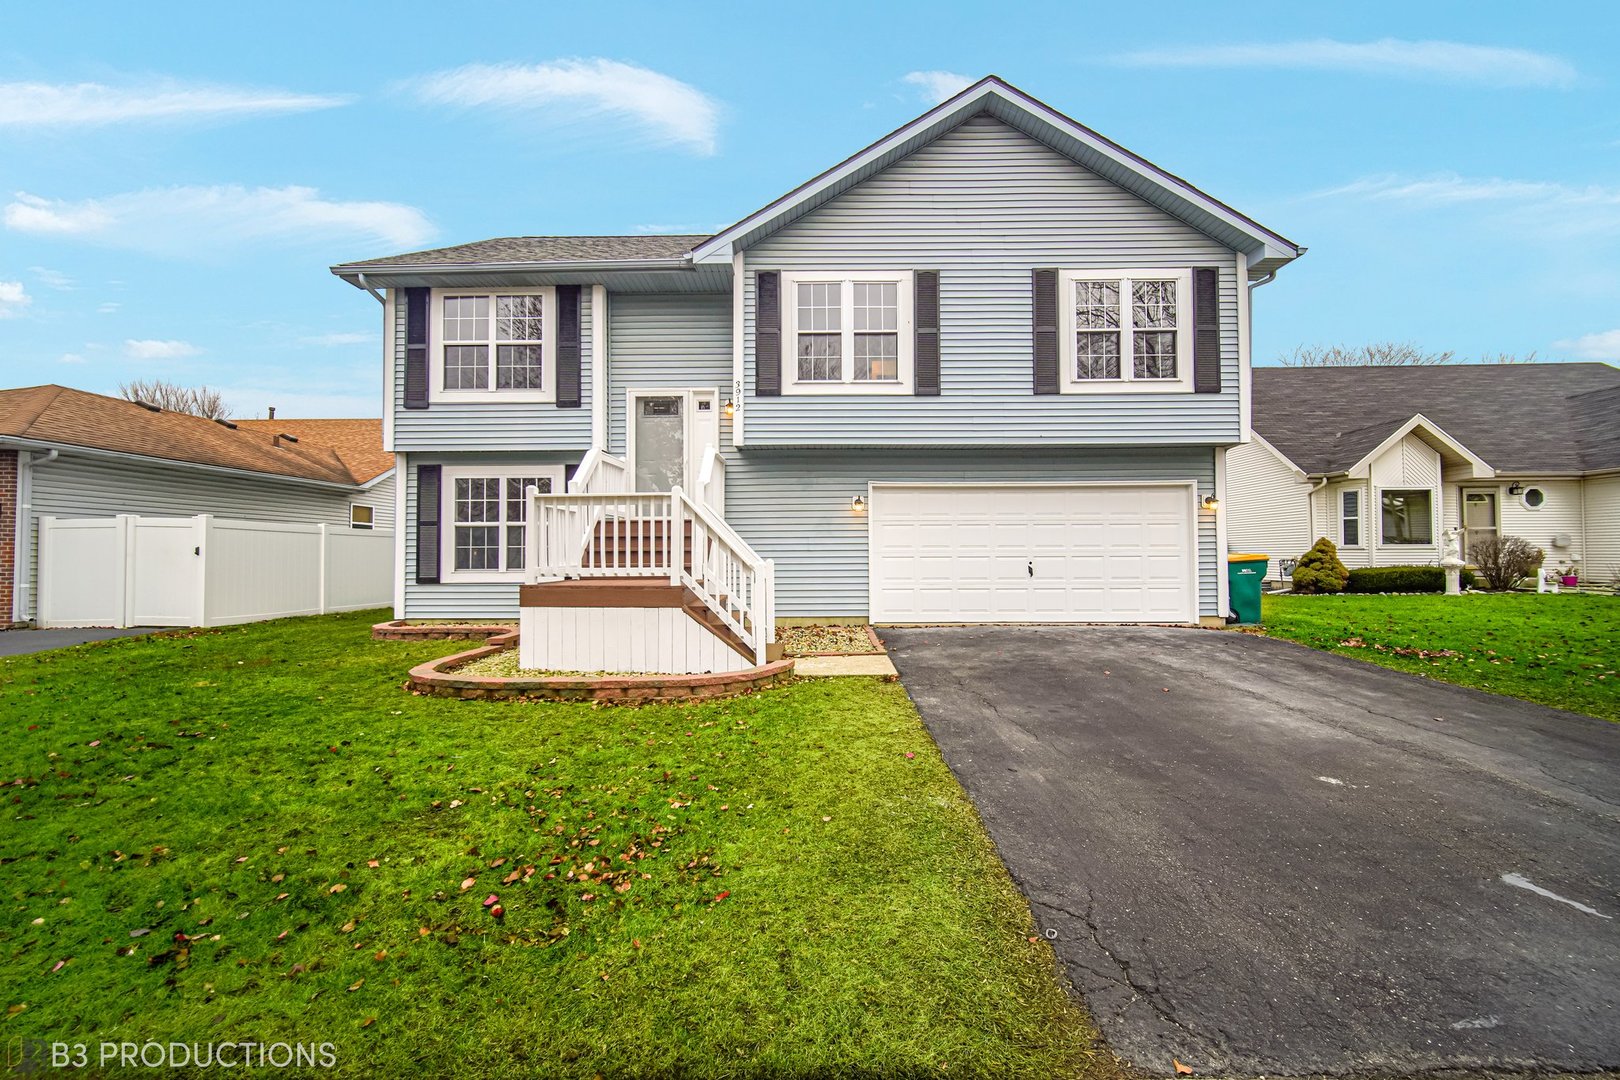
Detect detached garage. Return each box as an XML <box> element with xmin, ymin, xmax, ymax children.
<box><xmin>868</xmin><ymin>483</ymin><xmax>1200</xmax><ymax>624</ymax></box>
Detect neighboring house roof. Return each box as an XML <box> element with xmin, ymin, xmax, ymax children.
<box><xmin>233</xmin><ymin>418</ymin><xmax>393</xmax><ymax>482</ymax></box>
<box><xmin>332</xmin><ymin>75</ymin><xmax>1303</xmax><ymax>285</ymax></box>
<box><xmin>332</xmin><ymin>234</ymin><xmax>707</xmax><ymax>272</ymax></box>
<box><xmin>1252</xmin><ymin>363</ymin><xmax>1620</xmax><ymax>476</ymax></box>
<box><xmin>0</xmin><ymin>385</ymin><xmax>385</xmax><ymax>487</ymax></box>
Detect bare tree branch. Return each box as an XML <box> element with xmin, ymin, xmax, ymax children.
<box><xmin>118</xmin><ymin>379</ymin><xmax>230</xmax><ymax>420</ymax></box>
<box><xmin>1275</xmin><ymin>343</ymin><xmax>1542</xmax><ymax>367</ymax></box>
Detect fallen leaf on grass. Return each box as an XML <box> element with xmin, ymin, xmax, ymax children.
<box><xmin>347</xmin><ymin>979</ymin><xmax>364</xmax><ymax>992</ymax></box>
<box><xmin>1174</xmin><ymin>1060</ymin><xmax>1194</xmax><ymax>1075</ymax></box>
<box><xmin>329</xmin><ymin>884</ymin><xmax>346</xmax><ymax>894</ymax></box>
<box><xmin>360</xmin><ymin>1017</ymin><xmax>375</xmax><ymax>1028</ymax></box>
<box><xmin>460</xmin><ymin>877</ymin><xmax>476</xmax><ymax>891</ymax></box>
<box><xmin>366</xmin><ymin>860</ymin><xmax>379</xmax><ymax>869</ymax></box>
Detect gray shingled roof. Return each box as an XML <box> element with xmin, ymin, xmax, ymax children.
<box><xmin>1253</xmin><ymin>363</ymin><xmax>1620</xmax><ymax>475</ymax></box>
<box><xmin>334</xmin><ymin>235</ymin><xmax>706</xmax><ymax>270</ymax></box>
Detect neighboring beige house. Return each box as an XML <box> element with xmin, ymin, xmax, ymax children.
<box><xmin>1226</xmin><ymin>363</ymin><xmax>1620</xmax><ymax>586</ymax></box>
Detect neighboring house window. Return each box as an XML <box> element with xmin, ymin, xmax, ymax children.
<box><xmin>1060</xmin><ymin>269</ymin><xmax>1193</xmax><ymax>392</ymax></box>
<box><xmin>1380</xmin><ymin>489</ymin><xmax>1434</xmax><ymax>545</ymax></box>
<box><xmin>1521</xmin><ymin>486</ymin><xmax>1546</xmax><ymax>509</ymax></box>
<box><xmin>440</xmin><ymin>466</ymin><xmax>565</xmax><ymax>579</ymax></box>
<box><xmin>781</xmin><ymin>273</ymin><xmax>913</xmax><ymax>394</ymax></box>
<box><xmin>432</xmin><ymin>288</ymin><xmax>556</xmax><ymax>402</ymax></box>
<box><xmin>1340</xmin><ymin>490</ymin><xmax>1361</xmax><ymax>547</ymax></box>
<box><xmin>349</xmin><ymin>504</ymin><xmax>374</xmax><ymax>530</ymax></box>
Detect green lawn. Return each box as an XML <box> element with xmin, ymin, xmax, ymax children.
<box><xmin>0</xmin><ymin>611</ymin><xmax>1113</xmax><ymax>1079</ymax></box>
<box><xmin>1261</xmin><ymin>593</ymin><xmax>1619</xmax><ymax>721</ymax></box>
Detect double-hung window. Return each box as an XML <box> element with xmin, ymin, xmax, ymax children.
<box><xmin>1059</xmin><ymin>269</ymin><xmax>1193</xmax><ymax>392</ymax></box>
<box><xmin>1340</xmin><ymin>490</ymin><xmax>1361</xmax><ymax>547</ymax></box>
<box><xmin>440</xmin><ymin>465</ymin><xmax>565</xmax><ymax>580</ymax></box>
<box><xmin>432</xmin><ymin>288</ymin><xmax>556</xmax><ymax>402</ymax></box>
<box><xmin>782</xmin><ymin>272</ymin><xmax>913</xmax><ymax>394</ymax></box>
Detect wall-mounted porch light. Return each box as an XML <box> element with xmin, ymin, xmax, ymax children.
<box><xmin>722</xmin><ymin>398</ymin><xmax>735</xmax><ymax>417</ymax></box>
<box><xmin>1201</xmin><ymin>495</ymin><xmax>1220</xmax><ymax>512</ymax></box>
<box><xmin>851</xmin><ymin>494</ymin><xmax>867</xmax><ymax>512</ymax></box>
<box><xmin>1507</xmin><ymin>482</ymin><xmax>1524</xmax><ymax>495</ymax></box>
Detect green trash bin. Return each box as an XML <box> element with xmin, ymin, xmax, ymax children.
<box><xmin>1226</xmin><ymin>554</ymin><xmax>1269</xmax><ymax>625</ymax></box>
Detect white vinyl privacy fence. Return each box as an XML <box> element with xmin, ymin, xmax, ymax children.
<box><xmin>37</xmin><ymin>514</ymin><xmax>394</xmax><ymax>629</ymax></box>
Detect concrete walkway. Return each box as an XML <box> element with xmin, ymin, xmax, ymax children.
<box><xmin>0</xmin><ymin>627</ymin><xmax>156</xmax><ymax>657</ymax></box>
<box><xmin>791</xmin><ymin>654</ymin><xmax>897</xmax><ymax>676</ymax></box>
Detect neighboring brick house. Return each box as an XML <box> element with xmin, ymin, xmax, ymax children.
<box><xmin>0</xmin><ymin>385</ymin><xmax>396</xmax><ymax>626</ymax></box>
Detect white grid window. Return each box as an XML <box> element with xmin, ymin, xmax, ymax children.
<box><xmin>447</xmin><ymin>472</ymin><xmax>555</xmax><ymax>576</ymax></box>
<box><xmin>433</xmin><ymin>289</ymin><xmax>554</xmax><ymax>400</ymax></box>
<box><xmin>1341</xmin><ymin>489</ymin><xmax>1361</xmax><ymax>547</ymax></box>
<box><xmin>1060</xmin><ymin>270</ymin><xmax>1193</xmax><ymax>392</ymax></box>
<box><xmin>782</xmin><ymin>273</ymin><xmax>913</xmax><ymax>393</ymax></box>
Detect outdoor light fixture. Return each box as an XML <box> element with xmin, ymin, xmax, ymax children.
<box><xmin>1201</xmin><ymin>495</ymin><xmax>1220</xmax><ymax>512</ymax></box>
<box><xmin>1507</xmin><ymin>482</ymin><xmax>1524</xmax><ymax>495</ymax></box>
<box><xmin>723</xmin><ymin>398</ymin><xmax>735</xmax><ymax>417</ymax></box>
<box><xmin>851</xmin><ymin>495</ymin><xmax>867</xmax><ymax>512</ymax></box>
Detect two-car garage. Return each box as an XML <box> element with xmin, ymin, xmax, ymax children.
<box><xmin>867</xmin><ymin>483</ymin><xmax>1200</xmax><ymax>624</ymax></box>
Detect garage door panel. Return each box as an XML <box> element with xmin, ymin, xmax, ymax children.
<box><xmin>871</xmin><ymin>484</ymin><xmax>1195</xmax><ymax>624</ymax></box>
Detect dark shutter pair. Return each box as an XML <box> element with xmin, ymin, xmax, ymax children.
<box><xmin>402</xmin><ymin>286</ymin><xmax>583</xmax><ymax>409</ymax></box>
<box><xmin>753</xmin><ymin>271</ymin><xmax>941</xmax><ymax>396</ymax></box>
<box><xmin>1032</xmin><ymin>267</ymin><xmax>1222</xmax><ymax>394</ymax></box>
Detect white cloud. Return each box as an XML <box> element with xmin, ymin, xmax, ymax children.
<box><xmin>1114</xmin><ymin>39</ymin><xmax>1577</xmax><ymax>89</ymax></box>
<box><xmin>97</xmin><ymin>302</ymin><xmax>120</xmax><ymax>314</ymax></box>
<box><xmin>902</xmin><ymin>70</ymin><xmax>974</xmax><ymax>104</ymax></box>
<box><xmin>1317</xmin><ymin>172</ymin><xmax>1620</xmax><ymax>237</ymax></box>
<box><xmin>125</xmin><ymin>338</ymin><xmax>202</xmax><ymax>359</ymax></box>
<box><xmin>1553</xmin><ymin>329</ymin><xmax>1620</xmax><ymax>361</ymax></box>
<box><xmin>57</xmin><ymin>352</ymin><xmax>86</xmax><ymax>364</ymax></box>
<box><xmin>410</xmin><ymin>59</ymin><xmax>721</xmax><ymax>156</ymax></box>
<box><xmin>299</xmin><ymin>331</ymin><xmax>372</xmax><ymax>346</ymax></box>
<box><xmin>4</xmin><ymin>185</ymin><xmax>434</xmax><ymax>254</ymax></box>
<box><xmin>0</xmin><ymin>280</ymin><xmax>32</xmax><ymax>317</ymax></box>
<box><xmin>0</xmin><ymin>79</ymin><xmax>349</xmax><ymax>126</ymax></box>
<box><xmin>29</xmin><ymin>266</ymin><xmax>73</xmax><ymax>289</ymax></box>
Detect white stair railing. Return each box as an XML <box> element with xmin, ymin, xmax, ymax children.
<box><xmin>526</xmin><ymin>480</ymin><xmax>776</xmax><ymax>665</ymax></box>
<box><xmin>694</xmin><ymin>444</ymin><xmax>725</xmax><ymax>515</ymax></box>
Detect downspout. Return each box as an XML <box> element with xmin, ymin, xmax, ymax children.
<box><xmin>1305</xmin><ymin>475</ymin><xmax>1329</xmax><ymax>559</ymax></box>
<box><xmin>14</xmin><ymin>448</ymin><xmax>59</xmax><ymax>624</ymax></box>
<box><xmin>355</xmin><ymin>272</ymin><xmax>387</xmax><ymax>306</ymax></box>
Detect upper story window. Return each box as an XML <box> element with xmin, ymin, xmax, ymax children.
<box><xmin>1060</xmin><ymin>269</ymin><xmax>1193</xmax><ymax>393</ymax></box>
<box><xmin>431</xmin><ymin>288</ymin><xmax>556</xmax><ymax>403</ymax></box>
<box><xmin>782</xmin><ymin>272</ymin><xmax>913</xmax><ymax>394</ymax></box>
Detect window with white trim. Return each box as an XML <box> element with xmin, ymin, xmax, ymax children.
<box><xmin>1060</xmin><ymin>269</ymin><xmax>1193</xmax><ymax>392</ymax></box>
<box><xmin>1380</xmin><ymin>489</ymin><xmax>1434</xmax><ymax>545</ymax></box>
<box><xmin>440</xmin><ymin>466</ymin><xmax>565</xmax><ymax>579</ymax></box>
<box><xmin>782</xmin><ymin>273</ymin><xmax>913</xmax><ymax>393</ymax></box>
<box><xmin>349</xmin><ymin>504</ymin><xmax>374</xmax><ymax>530</ymax></box>
<box><xmin>1340</xmin><ymin>489</ymin><xmax>1361</xmax><ymax>547</ymax></box>
<box><xmin>432</xmin><ymin>288</ymin><xmax>556</xmax><ymax>402</ymax></box>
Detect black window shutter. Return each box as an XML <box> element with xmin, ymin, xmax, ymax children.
<box><xmin>415</xmin><ymin>464</ymin><xmax>441</xmax><ymax>585</ymax></box>
<box><xmin>556</xmin><ymin>285</ymin><xmax>582</xmax><ymax>408</ymax></box>
<box><xmin>1193</xmin><ymin>267</ymin><xmax>1221</xmax><ymax>394</ymax></box>
<box><xmin>755</xmin><ymin>271</ymin><xmax>781</xmax><ymax>397</ymax></box>
<box><xmin>403</xmin><ymin>287</ymin><xmax>430</xmax><ymax>409</ymax></box>
<box><xmin>1032</xmin><ymin>269</ymin><xmax>1059</xmax><ymax>394</ymax></box>
<box><xmin>914</xmin><ymin>270</ymin><xmax>940</xmax><ymax>396</ymax></box>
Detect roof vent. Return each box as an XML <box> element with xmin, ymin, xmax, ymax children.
<box><xmin>272</xmin><ymin>433</ymin><xmax>300</xmax><ymax>449</ymax></box>
<box><xmin>134</xmin><ymin>400</ymin><xmax>161</xmax><ymax>412</ymax></box>
<box><xmin>213</xmin><ymin>417</ymin><xmax>238</xmax><ymax>430</ymax></box>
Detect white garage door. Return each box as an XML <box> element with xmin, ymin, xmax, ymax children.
<box><xmin>869</xmin><ymin>483</ymin><xmax>1198</xmax><ymax>624</ymax></box>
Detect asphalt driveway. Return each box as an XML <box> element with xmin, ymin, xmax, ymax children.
<box><xmin>0</xmin><ymin>627</ymin><xmax>155</xmax><ymax>656</ymax></box>
<box><xmin>882</xmin><ymin>625</ymin><xmax>1620</xmax><ymax>1077</ymax></box>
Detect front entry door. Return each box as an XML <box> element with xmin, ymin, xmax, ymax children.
<box><xmin>1462</xmin><ymin>489</ymin><xmax>1497</xmax><ymax>560</ymax></box>
<box><xmin>633</xmin><ymin>395</ymin><xmax>685</xmax><ymax>491</ymax></box>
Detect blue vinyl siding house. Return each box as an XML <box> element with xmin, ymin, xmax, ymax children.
<box><xmin>333</xmin><ymin>76</ymin><xmax>1303</xmax><ymax>657</ymax></box>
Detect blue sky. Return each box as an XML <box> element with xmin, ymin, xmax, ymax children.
<box><xmin>2</xmin><ymin>0</ymin><xmax>1616</xmax><ymax>417</ymax></box>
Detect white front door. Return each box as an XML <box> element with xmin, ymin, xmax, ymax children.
<box><xmin>868</xmin><ymin>483</ymin><xmax>1199</xmax><ymax>624</ymax></box>
<box><xmin>1462</xmin><ymin>489</ymin><xmax>1497</xmax><ymax>560</ymax></box>
<box><xmin>628</xmin><ymin>389</ymin><xmax>720</xmax><ymax>493</ymax></box>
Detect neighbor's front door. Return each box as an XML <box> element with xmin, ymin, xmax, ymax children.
<box><xmin>1462</xmin><ymin>489</ymin><xmax>1497</xmax><ymax>560</ymax></box>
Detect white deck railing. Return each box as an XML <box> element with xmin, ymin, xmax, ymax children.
<box><xmin>526</xmin><ymin>481</ymin><xmax>775</xmax><ymax>664</ymax></box>
<box><xmin>695</xmin><ymin>444</ymin><xmax>725</xmax><ymax>515</ymax></box>
<box><xmin>568</xmin><ymin>447</ymin><xmax>629</xmax><ymax>494</ymax></box>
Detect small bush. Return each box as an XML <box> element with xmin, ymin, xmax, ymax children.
<box><xmin>1471</xmin><ymin>534</ymin><xmax>1545</xmax><ymax>591</ymax></box>
<box><xmin>1291</xmin><ymin>538</ymin><xmax>1350</xmax><ymax>594</ymax></box>
<box><xmin>1344</xmin><ymin>565</ymin><xmax>1478</xmax><ymax>593</ymax></box>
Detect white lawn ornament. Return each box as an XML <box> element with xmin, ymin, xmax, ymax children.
<box><xmin>1440</xmin><ymin>526</ymin><xmax>1465</xmax><ymax>595</ymax></box>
